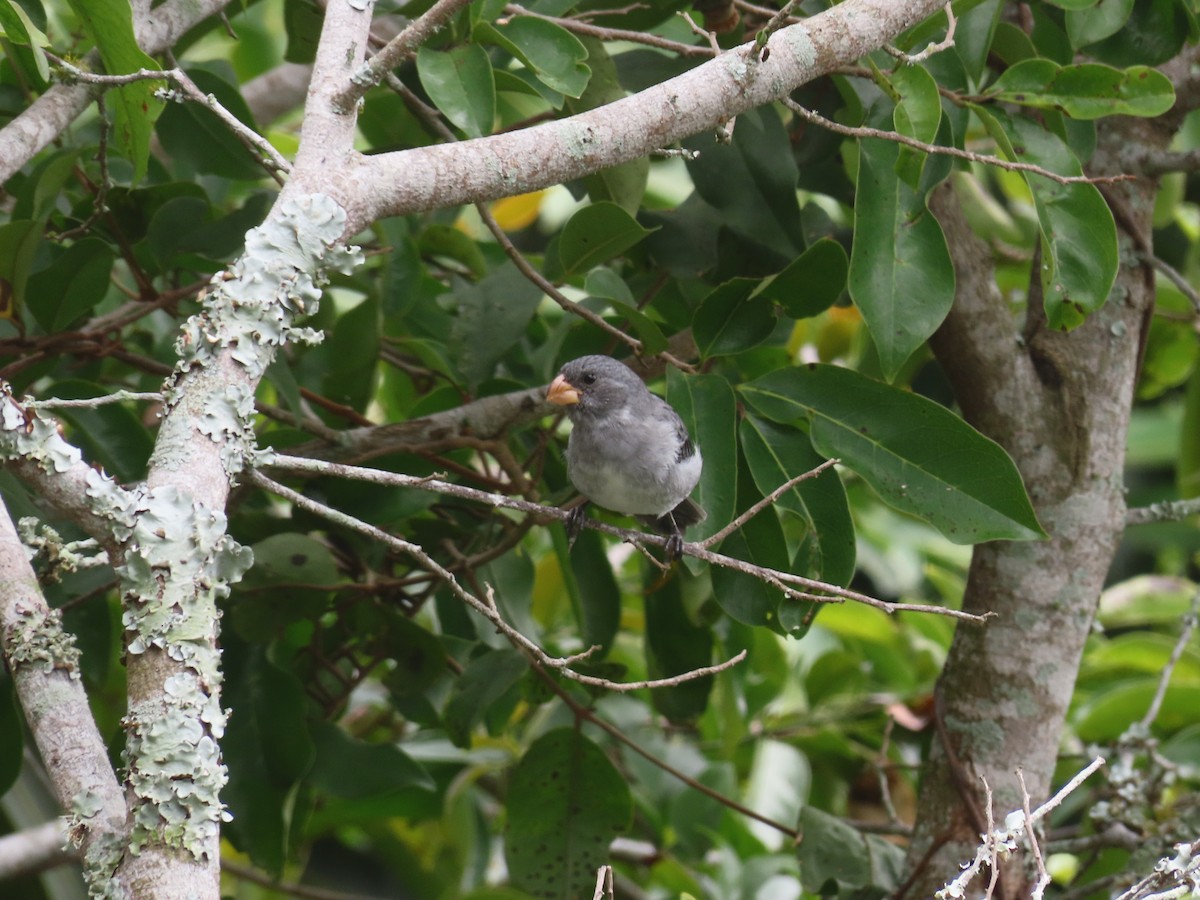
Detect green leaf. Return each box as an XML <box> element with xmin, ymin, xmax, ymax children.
<box><xmin>552</xmin><ymin>527</ymin><xmax>620</xmax><ymax>654</ymax></box>
<box><xmin>1084</xmin><ymin>0</ymin><xmax>1188</xmax><ymax>67</ymax></box>
<box><xmin>283</xmin><ymin>0</ymin><xmax>322</xmax><ymax>63</ymax></box>
<box><xmin>757</xmin><ymin>238</ymin><xmax>849</xmax><ymax>319</ymax></box>
<box><xmin>1065</xmin><ymin>0</ymin><xmax>1133</xmax><ymax>46</ymax></box>
<box><xmin>848</xmin><ymin>112</ymin><xmax>955</xmax><ymax>380</ymax></box>
<box><xmin>797</xmin><ymin>807</ymin><xmax>905</xmax><ymax>894</ymax></box>
<box><xmin>566</xmin><ymin>37</ymin><xmax>647</xmax><ymax>213</ymax></box>
<box><xmin>322</xmin><ymin>294</ymin><xmax>380</xmax><ymax>411</ymax></box>
<box><xmin>693</xmin><ymin>278</ymin><xmax>777</xmax><ymax>358</ymax></box>
<box><xmin>443</xmin><ymin>648</ymin><xmax>527</xmax><ymax>747</ymax></box>
<box><xmin>0</xmin><ymin>0</ymin><xmax>49</xmax><ymax>81</ymax></box>
<box><xmin>1075</xmin><ymin>682</ymin><xmax>1200</xmax><ymax>741</ymax></box>
<box><xmin>739</xmin><ymin>415</ymin><xmax>855</xmax><ymax>587</ymax></box>
<box><xmin>890</xmin><ymin>64</ymin><xmax>942</xmax><ymax>189</ymax></box>
<box><xmin>710</xmin><ymin>501</ymin><xmax>793</xmax><ymax>633</ymax></box>
<box><xmin>976</xmin><ymin>108</ymin><xmax>1118</xmax><ymax>328</ymax></box>
<box><xmin>449</xmin><ymin>262</ymin><xmax>543</xmax><ymax>390</ymax></box>
<box><xmin>231</xmin><ymin>534</ymin><xmax>338</xmax><ymax>642</ymax></box>
<box><xmin>684</xmin><ymin>105</ymin><xmax>804</xmax><ymax>260</ymax></box>
<box><xmin>417</xmin><ymin>45</ymin><xmax>495</xmax><ymax>139</ymax></box>
<box><xmin>475</xmin><ymin>18</ymin><xmax>590</xmax><ymax>98</ymax></box>
<box><xmin>667</xmin><ymin>369</ymin><xmax>737</xmax><ymax>547</ymax></box>
<box><xmin>223</xmin><ymin>645</ymin><xmax>315</xmax><ymax>876</ymax></box>
<box><xmin>644</xmin><ymin>574</ymin><xmax>714</xmax><ymax>722</ymax></box>
<box><xmin>558</xmin><ymin>201</ymin><xmax>654</xmax><ymax>277</ymax></box>
<box><xmin>308</xmin><ymin>722</ymin><xmax>434</xmax><ymax>799</ymax></box>
<box><xmin>381</xmin><ymin>613</ymin><xmax>448</xmax><ymax>699</ymax></box>
<box><xmin>1044</xmin><ymin>0</ymin><xmax>1098</xmax><ymax>8</ymax></box>
<box><xmin>987</xmin><ymin>59</ymin><xmax>1175</xmax><ymax>119</ymax></box>
<box><xmin>65</xmin><ymin>0</ymin><xmax>162</xmax><ymax>182</ymax></box>
<box><xmin>26</xmin><ymin>238</ymin><xmax>115</xmax><ymax>331</ymax></box>
<box><xmin>505</xmin><ymin>728</ymin><xmax>631</xmax><ymax>898</ymax></box>
<box><xmin>155</xmin><ymin>67</ymin><xmax>264</xmax><ymax>181</ymax></box>
<box><xmin>0</xmin><ymin>219</ymin><xmax>43</xmax><ymax>317</ymax></box>
<box><xmin>1179</xmin><ymin>366</ymin><xmax>1200</xmax><ymax>499</ymax></box>
<box><xmin>740</xmin><ymin>365</ymin><xmax>1046</xmax><ymax>543</ymax></box>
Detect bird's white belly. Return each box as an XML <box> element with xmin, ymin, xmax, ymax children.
<box><xmin>569</xmin><ymin>446</ymin><xmax>702</xmax><ymax>517</ymax></box>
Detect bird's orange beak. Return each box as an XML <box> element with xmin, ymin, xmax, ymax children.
<box><xmin>546</xmin><ymin>374</ymin><xmax>580</xmax><ymax>406</ymax></box>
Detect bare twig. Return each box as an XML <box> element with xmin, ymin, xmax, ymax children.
<box><xmin>29</xmin><ymin>391</ymin><xmax>163</xmax><ymax>409</ymax></box>
<box><xmin>1018</xmin><ymin>768</ymin><xmax>1052</xmax><ymax>900</ymax></box>
<box><xmin>337</xmin><ymin>0</ymin><xmax>476</xmax><ymax>111</ymax></box>
<box><xmin>259</xmin><ymin>452</ymin><xmax>993</xmax><ymax>624</ymax></box>
<box><xmin>592</xmin><ymin>865</ymin><xmax>615</xmax><ymax>900</ymax></box>
<box><xmin>699</xmin><ymin>458</ymin><xmax>839</xmax><ymax>548</ymax></box>
<box><xmin>45</xmin><ymin>54</ymin><xmax>290</xmax><ymax>180</ymax></box>
<box><xmin>883</xmin><ymin>3</ymin><xmax>955</xmax><ymax>64</ymax></box>
<box><xmin>505</xmin><ymin>4</ymin><xmax>712</xmax><ymax>58</ymax></box>
<box><xmin>1126</xmin><ymin>498</ymin><xmax>1200</xmax><ymax>525</ymax></box>
<box><xmin>1140</xmin><ymin>592</ymin><xmax>1200</xmax><ymax>730</ymax></box>
<box><xmin>248</xmin><ymin>470</ymin><xmax>745</xmax><ymax>692</ymax></box>
<box><xmin>1142</xmin><ymin>252</ymin><xmax>1200</xmax><ymax>314</ymax></box>
<box><xmin>784</xmin><ymin>97</ymin><xmax>1134</xmax><ymax>187</ymax></box>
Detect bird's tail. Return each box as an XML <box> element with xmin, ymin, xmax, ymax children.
<box><xmin>640</xmin><ymin>497</ymin><xmax>706</xmax><ymax>534</ymax></box>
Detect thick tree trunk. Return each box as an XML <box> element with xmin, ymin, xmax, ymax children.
<box><xmin>903</xmin><ymin>113</ymin><xmax>1168</xmax><ymax>897</ymax></box>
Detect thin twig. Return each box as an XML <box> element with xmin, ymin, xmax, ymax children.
<box><xmin>29</xmin><ymin>391</ymin><xmax>163</xmax><ymax>409</ymax></box>
<box><xmin>699</xmin><ymin>458</ymin><xmax>839</xmax><ymax>547</ymax></box>
<box><xmin>259</xmin><ymin>452</ymin><xmax>992</xmax><ymax>624</ymax></box>
<box><xmin>1018</xmin><ymin>768</ymin><xmax>1052</xmax><ymax>900</ymax></box>
<box><xmin>248</xmin><ymin>470</ymin><xmax>744</xmax><ymax>692</ymax></box>
<box><xmin>505</xmin><ymin>4</ymin><xmax>712</xmax><ymax>58</ymax></box>
<box><xmin>883</xmin><ymin>3</ymin><xmax>956</xmax><ymax>64</ymax></box>
<box><xmin>1142</xmin><ymin>252</ymin><xmax>1200</xmax><ymax>314</ymax></box>
<box><xmin>1126</xmin><ymin>497</ymin><xmax>1200</xmax><ymax>525</ymax></box>
<box><xmin>1140</xmin><ymin>592</ymin><xmax>1200</xmax><ymax>730</ymax></box>
<box><xmin>784</xmin><ymin>97</ymin><xmax>1134</xmax><ymax>187</ymax></box>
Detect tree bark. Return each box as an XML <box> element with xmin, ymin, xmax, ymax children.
<box><xmin>904</xmin><ymin>111</ymin><xmax>1170</xmax><ymax>897</ymax></box>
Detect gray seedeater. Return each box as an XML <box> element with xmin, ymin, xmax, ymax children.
<box><xmin>547</xmin><ymin>355</ymin><xmax>705</xmax><ymax>559</ymax></box>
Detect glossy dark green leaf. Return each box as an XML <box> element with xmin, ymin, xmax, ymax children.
<box><xmin>308</xmin><ymin>722</ymin><xmax>434</xmax><ymax>799</ymax></box>
<box><xmin>684</xmin><ymin>105</ymin><xmax>804</xmax><ymax>260</ymax></box>
<box><xmin>758</xmin><ymin>238</ymin><xmax>849</xmax><ymax>319</ymax></box>
<box><xmin>558</xmin><ymin>201</ymin><xmax>654</xmax><ymax>277</ymax></box>
<box><xmin>156</xmin><ymin>67</ymin><xmax>264</xmax><ymax>180</ymax></box>
<box><xmin>505</xmin><ymin>728</ymin><xmax>631</xmax><ymax>898</ymax></box>
<box><xmin>666</xmin><ymin>369</ymin><xmax>737</xmax><ymax>547</ymax></box>
<box><xmin>223</xmin><ymin>644</ymin><xmax>315</xmax><ymax>876</ymax></box>
<box><xmin>645</xmin><ymin>574</ymin><xmax>713</xmax><ymax>722</ymax></box>
<box><xmin>475</xmin><ymin>18</ymin><xmax>590</xmax><ymax>98</ymax></box>
<box><xmin>231</xmin><ymin>533</ymin><xmax>338</xmax><ymax>642</ymax></box>
<box><xmin>1065</xmin><ymin>0</ymin><xmax>1133</xmax><ymax>46</ymax></box>
<box><xmin>417</xmin><ymin>45</ymin><xmax>495</xmax><ymax>139</ymax></box>
<box><xmin>848</xmin><ymin>111</ymin><xmax>955</xmax><ymax>379</ymax></box>
<box><xmin>0</xmin><ymin>0</ymin><xmax>48</xmax><ymax>80</ymax></box>
<box><xmin>553</xmin><ymin>527</ymin><xmax>620</xmax><ymax>655</ymax></box>
<box><xmin>976</xmin><ymin>108</ymin><xmax>1117</xmax><ymax>329</ymax></box>
<box><xmin>322</xmin><ymin>294</ymin><xmax>380</xmax><ymax>411</ymax></box>
<box><xmin>987</xmin><ymin>59</ymin><xmax>1174</xmax><ymax>119</ymax></box>
<box><xmin>710</xmin><ymin>504</ymin><xmax>792</xmax><ymax>633</ymax></box>
<box><xmin>450</xmin><ymin>262</ymin><xmax>543</xmax><ymax>390</ymax></box>
<box><xmin>0</xmin><ymin>219</ymin><xmax>41</xmax><ymax>316</ymax></box>
<box><xmin>444</xmin><ymin>648</ymin><xmax>528</xmax><ymax>747</ymax></box>
<box><xmin>1075</xmin><ymin>682</ymin><xmax>1200</xmax><ymax>741</ymax></box>
<box><xmin>66</xmin><ymin>0</ymin><xmax>162</xmax><ymax>181</ymax></box>
<box><xmin>739</xmin><ymin>415</ymin><xmax>855</xmax><ymax>587</ymax></box>
<box><xmin>26</xmin><ymin>238</ymin><xmax>115</xmax><ymax>332</ymax></box>
<box><xmin>1085</xmin><ymin>0</ymin><xmax>1188</xmax><ymax>66</ymax></box>
<box><xmin>797</xmin><ymin>807</ymin><xmax>905</xmax><ymax>894</ymax></box>
<box><xmin>890</xmin><ymin>64</ymin><xmax>942</xmax><ymax>189</ymax></box>
<box><xmin>382</xmin><ymin>613</ymin><xmax>448</xmax><ymax>699</ymax></box>
<box><xmin>741</xmin><ymin>365</ymin><xmax>1045</xmax><ymax>543</ymax></box>
<box><xmin>283</xmin><ymin>0</ymin><xmax>322</xmax><ymax>63</ymax></box>
<box><xmin>693</xmin><ymin>278</ymin><xmax>777</xmax><ymax>358</ymax></box>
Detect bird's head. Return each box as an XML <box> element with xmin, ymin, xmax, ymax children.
<box><xmin>546</xmin><ymin>355</ymin><xmax>642</xmax><ymax>418</ymax></box>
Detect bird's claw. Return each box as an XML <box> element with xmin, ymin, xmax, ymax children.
<box><xmin>565</xmin><ymin>504</ymin><xmax>587</xmax><ymax>550</ymax></box>
<box><xmin>664</xmin><ymin>532</ymin><xmax>684</xmax><ymax>563</ymax></box>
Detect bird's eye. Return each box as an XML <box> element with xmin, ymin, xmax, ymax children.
<box><xmin>581</xmin><ymin>372</ymin><xmax>597</xmax><ymax>385</ymax></box>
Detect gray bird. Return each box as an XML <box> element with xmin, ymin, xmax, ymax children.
<box><xmin>546</xmin><ymin>355</ymin><xmax>705</xmax><ymax>560</ymax></box>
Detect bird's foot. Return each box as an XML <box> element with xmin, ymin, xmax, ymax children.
<box><xmin>664</xmin><ymin>531</ymin><xmax>684</xmax><ymax>563</ymax></box>
<box><xmin>565</xmin><ymin>503</ymin><xmax>588</xmax><ymax>549</ymax></box>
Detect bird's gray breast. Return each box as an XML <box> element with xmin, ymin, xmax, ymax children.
<box><xmin>566</xmin><ymin>402</ymin><xmax>701</xmax><ymax>517</ymax></box>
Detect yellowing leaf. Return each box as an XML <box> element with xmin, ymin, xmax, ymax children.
<box><xmin>491</xmin><ymin>191</ymin><xmax>544</xmax><ymax>231</ymax></box>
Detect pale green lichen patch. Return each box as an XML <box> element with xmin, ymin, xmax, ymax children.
<box><xmin>4</xmin><ymin>601</ymin><xmax>82</xmax><ymax>678</ymax></box>
<box><xmin>778</xmin><ymin>22</ymin><xmax>817</xmax><ymax>69</ymax></box>
<box><xmin>114</xmin><ymin>485</ymin><xmax>251</xmax><ymax>860</ymax></box>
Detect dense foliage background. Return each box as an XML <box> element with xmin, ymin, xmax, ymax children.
<box><xmin>1</xmin><ymin>0</ymin><xmax>1199</xmax><ymax>897</ymax></box>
